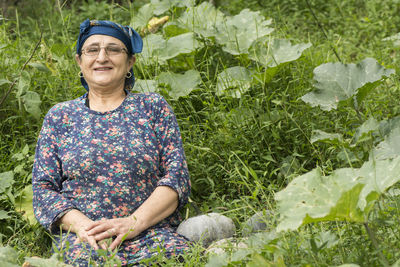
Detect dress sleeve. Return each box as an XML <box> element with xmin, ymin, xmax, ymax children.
<box><xmin>151</xmin><ymin>94</ymin><xmax>191</xmax><ymax>210</ymax></box>
<box><xmin>32</xmin><ymin>107</ymin><xmax>77</xmax><ymax>233</ymax></box>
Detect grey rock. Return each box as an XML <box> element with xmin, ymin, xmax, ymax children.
<box><xmin>177</xmin><ymin>212</ymin><xmax>236</xmax><ymax>247</ymax></box>
<box><xmin>242</xmin><ymin>210</ymin><xmax>270</xmax><ymax>236</ymax></box>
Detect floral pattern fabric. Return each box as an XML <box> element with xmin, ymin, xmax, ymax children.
<box><xmin>32</xmin><ymin>92</ymin><xmax>191</xmax><ymax>266</ymax></box>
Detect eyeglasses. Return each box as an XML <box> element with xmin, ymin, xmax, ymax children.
<box><xmin>81</xmin><ymin>45</ymin><xmax>128</xmax><ymax>57</ymax></box>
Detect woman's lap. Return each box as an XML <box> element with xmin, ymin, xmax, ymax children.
<box><xmin>53</xmin><ymin>226</ymin><xmax>190</xmax><ymax>266</ymax></box>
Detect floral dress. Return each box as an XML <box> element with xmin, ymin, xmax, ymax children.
<box><xmin>32</xmin><ymin>92</ymin><xmax>191</xmax><ymax>266</ymax></box>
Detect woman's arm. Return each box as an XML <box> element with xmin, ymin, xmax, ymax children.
<box><xmin>85</xmin><ymin>186</ymin><xmax>178</xmax><ymax>250</ymax></box>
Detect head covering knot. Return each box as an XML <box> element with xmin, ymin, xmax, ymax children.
<box><xmin>76</xmin><ymin>19</ymin><xmax>143</xmax><ymax>91</ymax></box>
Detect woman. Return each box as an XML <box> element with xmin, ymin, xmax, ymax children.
<box><xmin>32</xmin><ymin>19</ymin><xmax>191</xmax><ymax>266</ymax></box>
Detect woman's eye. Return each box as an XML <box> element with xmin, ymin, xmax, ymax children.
<box><xmin>87</xmin><ymin>48</ymin><xmax>100</xmax><ymax>53</ymax></box>
<box><xmin>107</xmin><ymin>47</ymin><xmax>122</xmax><ymax>53</ymax></box>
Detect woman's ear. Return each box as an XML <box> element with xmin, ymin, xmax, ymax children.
<box><xmin>129</xmin><ymin>55</ymin><xmax>136</xmax><ymax>67</ymax></box>
<box><xmin>75</xmin><ymin>54</ymin><xmax>81</xmax><ymax>65</ymax></box>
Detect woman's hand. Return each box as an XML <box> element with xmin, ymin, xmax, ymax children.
<box><xmin>74</xmin><ymin>223</ymin><xmax>100</xmax><ymax>250</ymax></box>
<box><xmin>86</xmin><ymin>216</ymin><xmax>139</xmax><ymax>251</ymax></box>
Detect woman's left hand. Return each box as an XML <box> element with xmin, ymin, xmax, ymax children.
<box><xmin>85</xmin><ymin>216</ymin><xmax>140</xmax><ymax>251</ymax></box>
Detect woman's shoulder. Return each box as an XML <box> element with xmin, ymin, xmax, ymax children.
<box><xmin>43</xmin><ymin>96</ymin><xmax>85</xmax><ymax>122</ymax></box>
<box><xmin>130</xmin><ymin>92</ymin><xmax>166</xmax><ymax>104</ymax></box>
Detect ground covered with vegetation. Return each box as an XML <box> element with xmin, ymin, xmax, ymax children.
<box><xmin>1</xmin><ymin>0</ymin><xmax>400</xmax><ymax>266</ymax></box>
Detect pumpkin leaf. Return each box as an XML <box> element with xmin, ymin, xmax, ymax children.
<box><xmin>215</xmin><ymin>9</ymin><xmax>273</xmax><ymax>55</ymax></box>
<box><xmin>301</xmin><ymin>58</ymin><xmax>395</xmax><ymax>111</ymax></box>
<box><xmin>25</xmin><ymin>254</ymin><xmax>72</xmax><ymax>267</ymax></box>
<box><xmin>310</xmin><ymin>130</ymin><xmax>343</xmax><ymax>145</ymax></box>
<box><xmin>158</xmin><ymin>32</ymin><xmax>200</xmax><ymax>61</ymax></box>
<box><xmin>158</xmin><ymin>69</ymin><xmax>201</xmax><ymax>98</ymax></box>
<box><xmin>249</xmin><ymin>38</ymin><xmax>311</xmax><ymax>67</ymax></box>
<box><xmin>275</xmin><ymin>157</ymin><xmax>400</xmax><ymax>232</ymax></box>
<box><xmin>0</xmin><ymin>246</ymin><xmax>19</xmax><ymax>266</ymax></box>
<box><xmin>21</xmin><ymin>91</ymin><xmax>42</xmax><ymax>120</ymax></box>
<box><xmin>353</xmin><ymin>117</ymin><xmax>380</xmax><ymax>144</ymax></box>
<box><xmin>372</xmin><ymin>127</ymin><xmax>400</xmax><ymax>160</ymax></box>
<box><xmin>140</xmin><ymin>34</ymin><xmax>166</xmax><ymax>63</ymax></box>
<box><xmin>133</xmin><ymin>79</ymin><xmax>158</xmax><ymax>93</ymax></box>
<box><xmin>130</xmin><ymin>3</ymin><xmax>154</xmax><ymax>30</ymax></box>
<box><xmin>179</xmin><ymin>2</ymin><xmax>225</xmax><ymax>38</ymax></box>
<box><xmin>15</xmin><ymin>185</ymin><xmax>36</xmax><ymax>224</ymax></box>
<box><xmin>216</xmin><ymin>66</ymin><xmax>252</xmax><ymax>98</ymax></box>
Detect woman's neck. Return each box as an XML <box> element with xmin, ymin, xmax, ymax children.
<box><xmin>87</xmin><ymin>88</ymin><xmax>127</xmax><ymax>112</ymax></box>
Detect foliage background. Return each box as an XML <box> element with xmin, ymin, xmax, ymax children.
<box><xmin>1</xmin><ymin>0</ymin><xmax>400</xmax><ymax>266</ymax></box>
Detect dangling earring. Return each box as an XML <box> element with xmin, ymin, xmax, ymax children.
<box><xmin>126</xmin><ymin>72</ymin><xmax>132</xmax><ymax>78</ymax></box>
<box><xmin>78</xmin><ymin>71</ymin><xmax>84</xmax><ymax>78</ymax></box>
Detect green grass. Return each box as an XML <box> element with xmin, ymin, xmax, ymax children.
<box><xmin>1</xmin><ymin>0</ymin><xmax>400</xmax><ymax>266</ymax></box>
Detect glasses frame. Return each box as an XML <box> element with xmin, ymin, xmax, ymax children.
<box><xmin>81</xmin><ymin>45</ymin><xmax>128</xmax><ymax>57</ymax></box>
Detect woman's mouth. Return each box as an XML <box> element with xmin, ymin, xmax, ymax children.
<box><xmin>94</xmin><ymin>67</ymin><xmax>113</xmax><ymax>71</ymax></box>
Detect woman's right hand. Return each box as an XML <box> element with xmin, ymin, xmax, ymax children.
<box><xmin>58</xmin><ymin>209</ymin><xmax>102</xmax><ymax>250</ymax></box>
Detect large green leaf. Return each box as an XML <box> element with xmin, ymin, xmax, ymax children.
<box><xmin>0</xmin><ymin>171</ymin><xmax>14</xmax><ymax>194</ymax></box>
<box><xmin>178</xmin><ymin>2</ymin><xmax>225</xmax><ymax>38</ymax></box>
<box><xmin>275</xmin><ymin>157</ymin><xmax>400</xmax><ymax>232</ymax></box>
<box><xmin>216</xmin><ymin>66</ymin><xmax>252</xmax><ymax>98</ymax></box>
<box><xmin>21</xmin><ymin>91</ymin><xmax>42</xmax><ymax>120</ymax></box>
<box><xmin>0</xmin><ymin>246</ymin><xmax>19</xmax><ymax>267</ymax></box>
<box><xmin>301</xmin><ymin>58</ymin><xmax>395</xmax><ymax>111</ymax></box>
<box><xmin>310</xmin><ymin>130</ymin><xmax>343</xmax><ymax>145</ymax></box>
<box><xmin>130</xmin><ymin>3</ymin><xmax>154</xmax><ymax>30</ymax></box>
<box><xmin>215</xmin><ymin>9</ymin><xmax>273</xmax><ymax>55</ymax></box>
<box><xmin>15</xmin><ymin>185</ymin><xmax>36</xmax><ymax>224</ymax></box>
<box><xmin>133</xmin><ymin>79</ymin><xmax>158</xmax><ymax>93</ymax></box>
<box><xmin>372</xmin><ymin>127</ymin><xmax>400</xmax><ymax>160</ymax></box>
<box><xmin>158</xmin><ymin>32</ymin><xmax>200</xmax><ymax>61</ymax></box>
<box><xmin>249</xmin><ymin>38</ymin><xmax>311</xmax><ymax>67</ymax></box>
<box><xmin>140</xmin><ymin>34</ymin><xmax>166</xmax><ymax>63</ymax></box>
<box><xmin>158</xmin><ymin>69</ymin><xmax>201</xmax><ymax>99</ymax></box>
<box><xmin>25</xmin><ymin>254</ymin><xmax>72</xmax><ymax>267</ymax></box>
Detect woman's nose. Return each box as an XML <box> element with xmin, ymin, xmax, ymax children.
<box><xmin>96</xmin><ymin>48</ymin><xmax>109</xmax><ymax>62</ymax></box>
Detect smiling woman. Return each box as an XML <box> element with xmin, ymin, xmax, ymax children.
<box><xmin>32</xmin><ymin>19</ymin><xmax>191</xmax><ymax>266</ymax></box>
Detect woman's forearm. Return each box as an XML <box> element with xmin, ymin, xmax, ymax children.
<box><xmin>132</xmin><ymin>186</ymin><xmax>179</xmax><ymax>233</ymax></box>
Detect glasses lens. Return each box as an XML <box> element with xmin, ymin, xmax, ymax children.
<box><xmin>85</xmin><ymin>46</ymin><xmax>100</xmax><ymax>56</ymax></box>
<box><xmin>106</xmin><ymin>46</ymin><xmax>124</xmax><ymax>55</ymax></box>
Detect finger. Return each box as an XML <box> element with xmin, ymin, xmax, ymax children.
<box><xmin>99</xmin><ymin>240</ymin><xmax>108</xmax><ymax>250</ymax></box>
<box><xmin>87</xmin><ymin>223</ymin><xmax>111</xmax><ymax>235</ymax></box>
<box><xmin>88</xmin><ymin>237</ymin><xmax>99</xmax><ymax>250</ymax></box>
<box><xmin>94</xmin><ymin>228</ymin><xmax>117</xmax><ymax>241</ymax></box>
<box><xmin>109</xmin><ymin>235</ymin><xmax>123</xmax><ymax>251</ymax></box>
<box><xmin>85</xmin><ymin>220</ymin><xmax>103</xmax><ymax>231</ymax></box>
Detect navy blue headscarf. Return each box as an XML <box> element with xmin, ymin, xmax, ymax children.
<box><xmin>76</xmin><ymin>19</ymin><xmax>143</xmax><ymax>91</ymax></box>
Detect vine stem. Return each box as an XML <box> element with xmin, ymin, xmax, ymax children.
<box><xmin>0</xmin><ymin>30</ymin><xmax>43</xmax><ymax>107</ymax></box>
<box><xmin>305</xmin><ymin>0</ymin><xmax>342</xmax><ymax>63</ymax></box>
<box><xmin>363</xmin><ymin>222</ymin><xmax>390</xmax><ymax>267</ymax></box>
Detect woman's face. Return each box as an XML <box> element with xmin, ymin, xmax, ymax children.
<box><xmin>76</xmin><ymin>34</ymin><xmax>135</xmax><ymax>91</ymax></box>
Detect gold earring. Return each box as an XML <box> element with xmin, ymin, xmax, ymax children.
<box><xmin>126</xmin><ymin>72</ymin><xmax>132</xmax><ymax>78</ymax></box>
<box><xmin>78</xmin><ymin>71</ymin><xmax>84</xmax><ymax>78</ymax></box>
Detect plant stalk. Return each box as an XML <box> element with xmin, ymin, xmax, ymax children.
<box><xmin>305</xmin><ymin>0</ymin><xmax>342</xmax><ymax>63</ymax></box>
<box><xmin>0</xmin><ymin>30</ymin><xmax>43</xmax><ymax>107</ymax></box>
<box><xmin>363</xmin><ymin>222</ymin><xmax>390</xmax><ymax>267</ymax></box>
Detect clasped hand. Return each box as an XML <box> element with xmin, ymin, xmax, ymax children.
<box><xmin>75</xmin><ymin>216</ymin><xmax>138</xmax><ymax>251</ymax></box>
